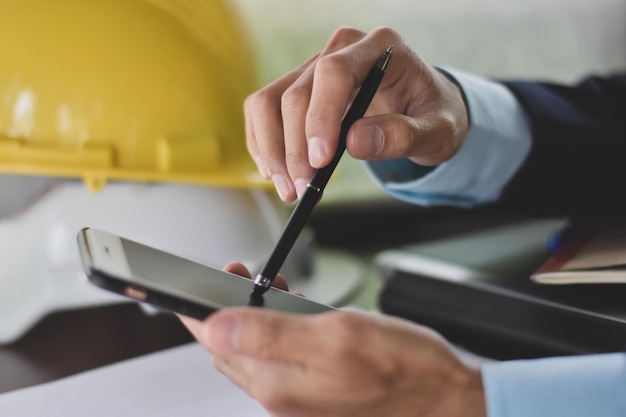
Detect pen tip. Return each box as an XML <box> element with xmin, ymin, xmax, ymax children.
<box><xmin>248</xmin><ymin>290</ymin><xmax>265</xmax><ymax>307</ymax></box>
<box><xmin>377</xmin><ymin>46</ymin><xmax>393</xmax><ymax>71</ymax></box>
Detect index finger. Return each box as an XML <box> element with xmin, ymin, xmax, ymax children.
<box><xmin>305</xmin><ymin>27</ymin><xmax>399</xmax><ymax>168</ymax></box>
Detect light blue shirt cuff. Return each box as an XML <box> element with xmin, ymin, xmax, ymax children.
<box><xmin>482</xmin><ymin>353</ymin><xmax>626</xmax><ymax>417</ymax></box>
<box><xmin>365</xmin><ymin>69</ymin><xmax>532</xmax><ymax>208</ymax></box>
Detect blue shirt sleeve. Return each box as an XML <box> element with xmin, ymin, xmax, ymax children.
<box><xmin>482</xmin><ymin>353</ymin><xmax>626</xmax><ymax>417</ymax></box>
<box><xmin>364</xmin><ymin>69</ymin><xmax>532</xmax><ymax>207</ymax></box>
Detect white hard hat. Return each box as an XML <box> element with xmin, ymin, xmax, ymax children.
<box><xmin>0</xmin><ymin>0</ymin><xmax>364</xmax><ymax>343</ymax></box>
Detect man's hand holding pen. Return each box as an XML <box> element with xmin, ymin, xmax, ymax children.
<box><xmin>252</xmin><ymin>41</ymin><xmax>391</xmax><ymax>294</ymax></box>
<box><xmin>243</xmin><ymin>26</ymin><xmax>468</xmax><ymax>203</ymax></box>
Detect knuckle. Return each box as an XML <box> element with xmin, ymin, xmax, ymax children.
<box><xmin>314</xmin><ymin>53</ymin><xmax>355</xmax><ymax>90</ymax></box>
<box><xmin>281</xmin><ymin>84</ymin><xmax>309</xmax><ymax>114</ymax></box>
<box><xmin>245</xmin><ymin>87</ymin><xmax>273</xmax><ymax>113</ymax></box>
<box><xmin>369</xmin><ymin>26</ymin><xmax>402</xmax><ymax>43</ymax></box>
<box><xmin>315</xmin><ymin>53</ymin><xmax>352</xmax><ymax>78</ymax></box>
<box><xmin>327</xmin><ymin>26</ymin><xmax>366</xmax><ymax>48</ymax></box>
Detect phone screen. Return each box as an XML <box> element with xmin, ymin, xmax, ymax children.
<box><xmin>81</xmin><ymin>228</ymin><xmax>332</xmax><ymax>317</ymax></box>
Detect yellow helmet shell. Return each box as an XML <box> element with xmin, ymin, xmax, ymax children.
<box><xmin>0</xmin><ymin>0</ymin><xmax>268</xmax><ymax>191</ymax></box>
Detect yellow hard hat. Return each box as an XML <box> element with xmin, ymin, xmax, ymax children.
<box><xmin>0</xmin><ymin>0</ymin><xmax>269</xmax><ymax>191</ymax></box>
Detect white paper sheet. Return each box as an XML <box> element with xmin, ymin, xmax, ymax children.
<box><xmin>0</xmin><ymin>336</ymin><xmax>491</xmax><ymax>417</ymax></box>
<box><xmin>0</xmin><ymin>343</ymin><xmax>269</xmax><ymax>416</ymax></box>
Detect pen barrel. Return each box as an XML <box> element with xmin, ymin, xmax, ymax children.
<box><xmin>259</xmin><ymin>189</ymin><xmax>320</xmax><ymax>281</ymax></box>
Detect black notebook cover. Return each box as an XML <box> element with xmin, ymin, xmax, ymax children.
<box><xmin>376</xmin><ymin>219</ymin><xmax>626</xmax><ymax>360</ymax></box>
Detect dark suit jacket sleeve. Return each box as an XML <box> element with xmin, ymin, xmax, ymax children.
<box><xmin>495</xmin><ymin>74</ymin><xmax>626</xmax><ymax>216</ymax></box>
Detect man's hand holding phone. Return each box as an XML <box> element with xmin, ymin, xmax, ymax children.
<box><xmin>180</xmin><ymin>261</ymin><xmax>486</xmax><ymax>417</ymax></box>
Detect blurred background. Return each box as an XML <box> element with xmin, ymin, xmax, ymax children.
<box><xmin>234</xmin><ymin>0</ymin><xmax>625</xmax><ymax>84</ymax></box>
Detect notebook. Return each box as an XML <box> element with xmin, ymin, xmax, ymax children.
<box><xmin>375</xmin><ymin>218</ymin><xmax>626</xmax><ymax>360</ymax></box>
<box><xmin>531</xmin><ymin>220</ymin><xmax>626</xmax><ymax>284</ymax></box>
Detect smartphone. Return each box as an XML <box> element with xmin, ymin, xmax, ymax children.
<box><xmin>77</xmin><ymin>228</ymin><xmax>333</xmax><ymax>320</ymax></box>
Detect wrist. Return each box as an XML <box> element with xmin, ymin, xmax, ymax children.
<box><xmin>450</xmin><ymin>365</ymin><xmax>487</xmax><ymax>417</ymax></box>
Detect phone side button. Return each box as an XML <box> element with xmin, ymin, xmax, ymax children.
<box><xmin>124</xmin><ymin>286</ymin><xmax>148</xmax><ymax>301</ymax></box>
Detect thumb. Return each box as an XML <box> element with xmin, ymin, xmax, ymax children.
<box><xmin>346</xmin><ymin>113</ymin><xmax>459</xmax><ymax>166</ymax></box>
<box><xmin>204</xmin><ymin>307</ymin><xmax>327</xmax><ymax>364</ymax></box>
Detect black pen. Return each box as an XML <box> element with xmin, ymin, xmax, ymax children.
<box><xmin>253</xmin><ymin>46</ymin><xmax>393</xmax><ymax>295</ymax></box>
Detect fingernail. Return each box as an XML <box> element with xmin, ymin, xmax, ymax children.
<box><xmin>355</xmin><ymin>125</ymin><xmax>384</xmax><ymax>156</ymax></box>
<box><xmin>272</xmin><ymin>174</ymin><xmax>292</xmax><ymax>201</ymax></box>
<box><xmin>252</xmin><ymin>155</ymin><xmax>270</xmax><ymax>179</ymax></box>
<box><xmin>307</xmin><ymin>137</ymin><xmax>326</xmax><ymax>167</ymax></box>
<box><xmin>294</xmin><ymin>178</ymin><xmax>308</xmax><ymax>200</ymax></box>
<box><xmin>207</xmin><ymin>314</ymin><xmax>240</xmax><ymax>353</ymax></box>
